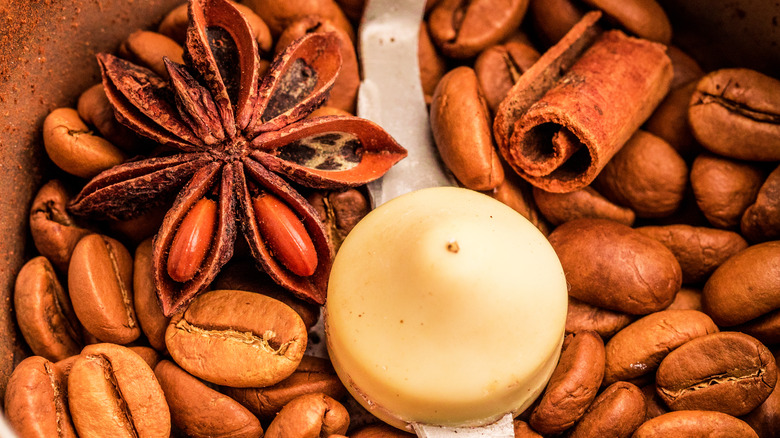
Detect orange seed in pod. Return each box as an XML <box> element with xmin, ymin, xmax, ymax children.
<box><xmin>253</xmin><ymin>192</ymin><xmax>318</xmax><ymax>277</ymax></box>
<box><xmin>167</xmin><ymin>198</ymin><xmax>217</xmax><ymax>283</ymax></box>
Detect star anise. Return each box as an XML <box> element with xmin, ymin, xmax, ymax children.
<box><xmin>68</xmin><ymin>0</ymin><xmax>406</xmax><ymax>316</ymax></box>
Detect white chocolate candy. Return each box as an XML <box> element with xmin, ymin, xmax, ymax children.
<box><xmin>325</xmin><ymin>187</ymin><xmax>568</xmax><ymax>431</ymax></box>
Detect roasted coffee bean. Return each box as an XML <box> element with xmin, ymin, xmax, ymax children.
<box><xmin>565</xmin><ymin>297</ymin><xmax>633</xmax><ymax>339</ymax></box>
<box><xmin>530</xmin><ymin>0</ymin><xmax>670</xmax><ymax>45</ymax></box>
<box><xmin>513</xmin><ymin>420</ymin><xmax>543</xmax><ymax>438</ymax></box>
<box><xmin>118</xmin><ymin>30</ymin><xmax>184</xmax><ymax>79</ymax></box>
<box><xmin>533</xmin><ymin>186</ymin><xmax>635</xmax><ymax>227</ymax></box>
<box><xmin>68</xmin><ymin>343</ymin><xmax>170</xmax><ymax>438</ymax></box>
<box><xmin>306</xmin><ymin>106</ymin><xmax>353</xmax><ymax>119</ymax></box>
<box><xmin>68</xmin><ymin>234</ymin><xmax>139</xmax><ymax>344</ymax></box>
<box><xmin>77</xmin><ymin>83</ymin><xmax>143</xmax><ymax>153</ymax></box>
<box><xmin>530</xmin><ymin>331</ymin><xmax>605</xmax><ymax>434</ymax></box>
<box><xmin>428</xmin><ymin>0</ymin><xmax>529</xmax><ymax>59</ymax></box>
<box><xmin>155</xmin><ymin>360</ymin><xmax>263</xmax><ymax>438</ymax></box>
<box><xmin>4</xmin><ymin>356</ymin><xmax>77</xmax><ymax>438</ymax></box>
<box><xmin>644</xmin><ymin>81</ymin><xmax>702</xmax><ymax>160</ymax></box>
<box><xmin>243</xmin><ymin>0</ymin><xmax>354</xmax><ymax>41</ymax></box>
<box><xmin>603</xmin><ymin>310</ymin><xmax>718</xmax><ymax>385</ymax></box>
<box><xmin>548</xmin><ymin>219</ymin><xmax>681</xmax><ymax>315</ymax></box>
<box><xmin>703</xmin><ymin>241</ymin><xmax>780</xmax><ymax>327</ymax></box>
<box><xmin>743</xmin><ymin>350</ymin><xmax>780</xmax><ymax>438</ymax></box>
<box><xmin>165</xmin><ymin>289</ymin><xmax>307</xmax><ymax>387</ymax></box>
<box><xmin>528</xmin><ymin>0</ymin><xmax>583</xmax><ymax>46</ymax></box>
<box><xmin>133</xmin><ymin>238</ymin><xmax>170</xmax><ymax>352</ymax></box>
<box><xmin>212</xmin><ymin>259</ymin><xmax>321</xmax><ymax>330</ymax></box>
<box><xmin>641</xmin><ymin>383</ymin><xmax>668</xmax><ymax>420</ymax></box>
<box><xmin>15</xmin><ymin>257</ymin><xmax>82</xmax><ymax>361</ymax></box>
<box><xmin>486</xmin><ymin>172</ymin><xmax>550</xmax><ymax>236</ymax></box>
<box><xmin>430</xmin><ymin>66</ymin><xmax>504</xmax><ymax>191</ymax></box>
<box><xmin>665</xmin><ymin>287</ymin><xmax>702</xmax><ymax>312</ymax></box>
<box><xmin>568</xmin><ymin>381</ymin><xmax>646</xmax><ymax>438</ymax></box>
<box><xmin>581</xmin><ymin>0</ymin><xmax>671</xmax><ymax>43</ymax></box>
<box><xmin>418</xmin><ymin>22</ymin><xmax>447</xmax><ymax>103</ymax></box>
<box><xmin>43</xmin><ymin>108</ymin><xmax>126</xmax><ymax>179</ymax></box>
<box><xmin>633</xmin><ymin>410</ymin><xmax>759</xmax><ymax>437</ymax></box>
<box><xmin>689</xmin><ymin>68</ymin><xmax>780</xmax><ymax>162</ymax></box>
<box><xmin>29</xmin><ymin>180</ymin><xmax>91</xmax><ymax>273</ymax></box>
<box><xmin>656</xmin><ymin>331</ymin><xmax>778</xmax><ymax>416</ymax></box>
<box><xmin>690</xmin><ymin>152</ymin><xmax>765</xmax><ymax>229</ymax></box>
<box><xmin>736</xmin><ymin>310</ymin><xmax>780</xmax><ymax>346</ymax></box>
<box><xmin>107</xmin><ymin>203</ymin><xmax>168</xmax><ymax>246</ymax></box>
<box><xmin>264</xmin><ymin>393</ymin><xmax>349</xmax><ymax>438</ymax></box>
<box><xmin>595</xmin><ymin>130</ymin><xmax>687</xmax><ymax>218</ymax></box>
<box><xmin>665</xmin><ymin>46</ymin><xmax>705</xmax><ymax>90</ymax></box>
<box><xmin>158</xmin><ymin>1</ymin><xmax>272</xmax><ymax>53</ymax></box>
<box><xmin>223</xmin><ymin>355</ymin><xmax>346</xmax><ymax>420</ymax></box>
<box><xmin>129</xmin><ymin>346</ymin><xmax>160</xmax><ymax>370</ymax></box>
<box><xmin>474</xmin><ymin>41</ymin><xmax>540</xmax><ymax>112</ymax></box>
<box><xmin>636</xmin><ymin>225</ymin><xmax>747</xmax><ymax>284</ymax></box>
<box><xmin>308</xmin><ymin>188</ymin><xmax>370</xmax><ymax>254</ymax></box>
<box><xmin>741</xmin><ymin>164</ymin><xmax>780</xmax><ymax>243</ymax></box>
<box><xmin>350</xmin><ymin>423</ymin><xmax>415</xmax><ymax>437</ymax></box>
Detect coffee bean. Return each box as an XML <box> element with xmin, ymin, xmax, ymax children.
<box><xmin>474</xmin><ymin>41</ymin><xmax>540</xmax><ymax>112</ymax></box>
<box><xmin>664</xmin><ymin>288</ymin><xmax>703</xmax><ymax>312</ymax></box>
<box><xmin>645</xmin><ymin>81</ymin><xmax>702</xmax><ymax>160</ymax></box>
<box><xmin>530</xmin><ymin>331</ymin><xmax>605</xmax><ymax>434</ymax></box>
<box><xmin>581</xmin><ymin>0</ymin><xmax>671</xmax><ymax>43</ymax></box>
<box><xmin>4</xmin><ymin>356</ymin><xmax>77</xmax><ymax>438</ymax></box>
<box><xmin>533</xmin><ymin>186</ymin><xmax>636</xmax><ymax>227</ymax></box>
<box><xmin>703</xmin><ymin>241</ymin><xmax>780</xmax><ymax>327</ymax></box>
<box><xmin>656</xmin><ymin>332</ymin><xmax>777</xmax><ymax>416</ymax></box>
<box><xmin>428</xmin><ymin>0</ymin><xmax>529</xmax><ymax>58</ymax></box>
<box><xmin>742</xmin><ymin>350</ymin><xmax>780</xmax><ymax>438</ymax></box>
<box><xmin>565</xmin><ymin>297</ymin><xmax>634</xmax><ymax>339</ymax></box>
<box><xmin>308</xmin><ymin>188</ymin><xmax>370</xmax><ymax>254</ymax></box>
<box><xmin>636</xmin><ymin>225</ymin><xmax>747</xmax><ymax>284</ymax></box>
<box><xmin>29</xmin><ymin>180</ymin><xmax>91</xmax><ymax>273</ymax></box>
<box><xmin>633</xmin><ymin>410</ymin><xmax>758</xmax><ymax>437</ymax></box>
<box><xmin>264</xmin><ymin>393</ymin><xmax>349</xmax><ymax>438</ymax></box>
<box><xmin>243</xmin><ymin>0</ymin><xmax>354</xmax><ymax>41</ymax></box>
<box><xmin>487</xmin><ymin>173</ymin><xmax>551</xmax><ymax>236</ymax></box>
<box><xmin>689</xmin><ymin>68</ymin><xmax>780</xmax><ymax>162</ymax></box>
<box><xmin>665</xmin><ymin>46</ymin><xmax>704</xmax><ymax>90</ymax></box>
<box><xmin>223</xmin><ymin>355</ymin><xmax>346</xmax><ymax>420</ymax></box>
<box><xmin>165</xmin><ymin>289</ymin><xmax>307</xmax><ymax>387</ymax></box>
<box><xmin>741</xmin><ymin>164</ymin><xmax>780</xmax><ymax>243</ymax></box>
<box><xmin>15</xmin><ymin>257</ymin><xmax>83</xmax><ymax>361</ymax></box>
<box><xmin>211</xmin><ymin>259</ymin><xmax>321</xmax><ymax>330</ymax></box>
<box><xmin>118</xmin><ymin>30</ymin><xmax>184</xmax><ymax>79</ymax></box>
<box><xmin>133</xmin><ymin>238</ymin><xmax>170</xmax><ymax>352</ymax></box>
<box><xmin>68</xmin><ymin>234</ymin><xmax>139</xmax><ymax>344</ymax></box>
<box><xmin>155</xmin><ymin>359</ymin><xmax>263</xmax><ymax>438</ymax></box>
<box><xmin>548</xmin><ymin>219</ymin><xmax>682</xmax><ymax>314</ymax></box>
<box><xmin>430</xmin><ymin>66</ymin><xmax>504</xmax><ymax>191</ymax></box>
<box><xmin>42</xmin><ymin>108</ymin><xmax>126</xmax><ymax>179</ymax></box>
<box><xmin>604</xmin><ymin>310</ymin><xmax>718</xmax><ymax>385</ymax></box>
<box><xmin>68</xmin><ymin>343</ymin><xmax>170</xmax><ymax>437</ymax></box>
<box><xmin>568</xmin><ymin>381</ymin><xmax>646</xmax><ymax>438</ymax></box>
<box><xmin>690</xmin><ymin>153</ymin><xmax>765</xmax><ymax>229</ymax></box>
<box><xmin>595</xmin><ymin>130</ymin><xmax>687</xmax><ymax>218</ymax></box>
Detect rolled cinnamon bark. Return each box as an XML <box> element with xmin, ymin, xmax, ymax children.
<box><xmin>495</xmin><ymin>12</ymin><xmax>672</xmax><ymax>193</ymax></box>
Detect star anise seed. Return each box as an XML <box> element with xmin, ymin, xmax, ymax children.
<box><xmin>68</xmin><ymin>0</ymin><xmax>407</xmax><ymax>316</ymax></box>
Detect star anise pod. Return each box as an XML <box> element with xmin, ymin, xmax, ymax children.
<box><xmin>68</xmin><ymin>0</ymin><xmax>406</xmax><ymax>316</ymax></box>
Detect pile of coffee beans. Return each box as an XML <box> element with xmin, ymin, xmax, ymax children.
<box><xmin>6</xmin><ymin>0</ymin><xmax>779</xmax><ymax>436</ymax></box>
